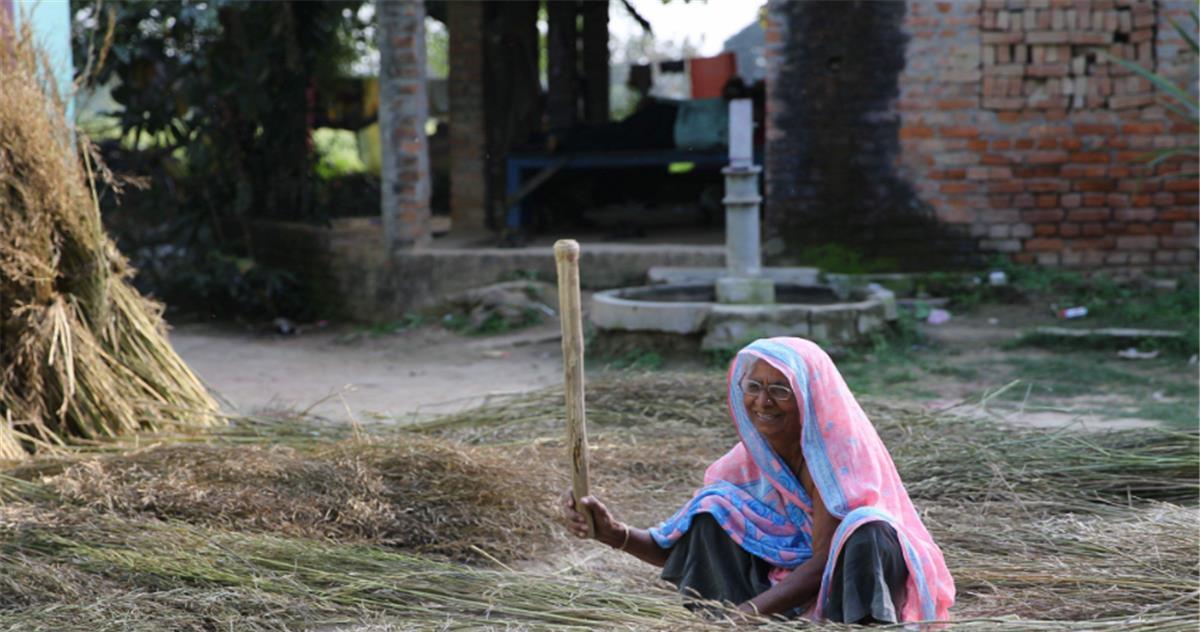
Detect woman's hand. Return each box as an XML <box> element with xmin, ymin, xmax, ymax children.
<box><xmin>560</xmin><ymin>490</ymin><xmax>625</xmax><ymax>548</ymax></box>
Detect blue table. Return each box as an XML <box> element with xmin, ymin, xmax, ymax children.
<box><xmin>504</xmin><ymin>149</ymin><xmax>736</xmax><ymax>230</ymax></box>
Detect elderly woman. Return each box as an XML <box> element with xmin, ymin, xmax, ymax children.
<box><xmin>562</xmin><ymin>337</ymin><xmax>954</xmax><ymax>623</ymax></box>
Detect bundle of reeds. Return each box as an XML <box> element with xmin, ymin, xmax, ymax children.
<box><xmin>0</xmin><ymin>19</ymin><xmax>219</xmax><ymax>458</ymax></box>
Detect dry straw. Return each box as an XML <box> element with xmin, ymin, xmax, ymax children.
<box><xmin>0</xmin><ymin>16</ymin><xmax>220</xmax><ymax>458</ymax></box>
<box><xmin>0</xmin><ymin>373</ymin><xmax>1193</xmax><ymax>629</ymax></box>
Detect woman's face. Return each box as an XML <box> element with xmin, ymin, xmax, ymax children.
<box><xmin>742</xmin><ymin>360</ymin><xmax>801</xmax><ymax>451</ymax></box>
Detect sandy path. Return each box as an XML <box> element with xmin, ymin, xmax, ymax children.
<box><xmin>171</xmin><ymin>323</ymin><xmax>565</xmax><ymax>423</ymax></box>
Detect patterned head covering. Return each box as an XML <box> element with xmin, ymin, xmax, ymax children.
<box><xmin>648</xmin><ymin>337</ymin><xmax>954</xmax><ymax>621</ymax></box>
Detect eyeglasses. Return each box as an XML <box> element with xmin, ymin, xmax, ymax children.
<box><xmin>741</xmin><ymin>378</ymin><xmax>794</xmax><ymax>402</ymax></box>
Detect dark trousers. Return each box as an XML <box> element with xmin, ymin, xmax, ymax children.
<box><xmin>660</xmin><ymin>513</ymin><xmax>908</xmax><ymax>623</ymax></box>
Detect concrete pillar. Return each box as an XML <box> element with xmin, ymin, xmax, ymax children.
<box><xmin>378</xmin><ymin>0</ymin><xmax>431</xmax><ymax>251</ymax></box>
<box><xmin>449</xmin><ymin>0</ymin><xmax>488</xmax><ymax>232</ymax></box>
<box><xmin>546</xmin><ymin>0</ymin><xmax>578</xmax><ymax>134</ymax></box>
<box><xmin>581</xmin><ymin>0</ymin><xmax>609</xmax><ymax>125</ymax></box>
<box><xmin>717</xmin><ymin>99</ymin><xmax>773</xmax><ymax>305</ymax></box>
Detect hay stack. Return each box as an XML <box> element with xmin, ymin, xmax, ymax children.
<box><xmin>0</xmin><ymin>20</ymin><xmax>220</xmax><ymax>458</ymax></box>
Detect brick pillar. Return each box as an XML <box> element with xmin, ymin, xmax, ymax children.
<box><xmin>546</xmin><ymin>0</ymin><xmax>578</xmax><ymax>134</ymax></box>
<box><xmin>581</xmin><ymin>0</ymin><xmax>609</xmax><ymax>124</ymax></box>
<box><xmin>378</xmin><ymin>0</ymin><xmax>431</xmax><ymax>251</ymax></box>
<box><xmin>449</xmin><ymin>1</ymin><xmax>488</xmax><ymax>232</ymax></box>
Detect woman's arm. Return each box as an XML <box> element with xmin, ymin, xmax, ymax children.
<box><xmin>562</xmin><ymin>493</ymin><xmax>670</xmax><ymax>567</ymax></box>
<box><xmin>738</xmin><ymin>472</ymin><xmax>842</xmax><ymax>617</ymax></box>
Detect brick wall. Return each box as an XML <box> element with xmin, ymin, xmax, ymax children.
<box><xmin>764</xmin><ymin>0</ymin><xmax>1197</xmax><ymax>272</ymax></box>
<box><xmin>897</xmin><ymin>0</ymin><xmax>1197</xmax><ymax>270</ymax></box>
<box><xmin>378</xmin><ymin>0</ymin><xmax>431</xmax><ymax>251</ymax></box>
<box><xmin>763</xmin><ymin>1</ymin><xmax>980</xmax><ymax>268</ymax></box>
<box><xmin>448</xmin><ymin>1</ymin><xmax>488</xmax><ymax>232</ymax></box>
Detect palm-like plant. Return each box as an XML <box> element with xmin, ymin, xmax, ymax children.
<box><xmin>1104</xmin><ymin>10</ymin><xmax>1199</xmax><ymax>169</ymax></box>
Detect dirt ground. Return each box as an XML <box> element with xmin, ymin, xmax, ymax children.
<box><xmin>173</xmin><ymin>302</ymin><xmax>1197</xmax><ymax>432</ymax></box>
<box><xmin>172</xmin><ymin>322</ymin><xmax>566</xmax><ymax>423</ymax></box>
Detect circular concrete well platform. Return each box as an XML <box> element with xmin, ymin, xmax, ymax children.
<box><xmin>591</xmin><ymin>282</ymin><xmax>897</xmax><ymax>350</ymax></box>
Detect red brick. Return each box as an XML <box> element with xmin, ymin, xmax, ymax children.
<box><xmin>1151</xmin><ymin>222</ymin><xmax>1173</xmax><ymax>236</ymax></box>
<box><xmin>930</xmin><ymin>168</ymin><xmax>968</xmax><ymax>180</ymax></box>
<box><xmin>1161</xmin><ymin>208</ymin><xmax>1198</xmax><ymax>221</ymax></box>
<box><xmin>1060</xmin><ymin>138</ymin><xmax>1083</xmax><ymax>150</ymax></box>
<box><xmin>1027</xmin><ymin>62</ymin><xmax>1070</xmax><ymax>76</ymax></box>
<box><xmin>988</xmin><ymin>181</ymin><xmax>1025</xmax><ymax>193</ymax></box>
<box><xmin>1016</xmin><ymin>139</ymin><xmax>1036</xmax><ymax>150</ymax></box>
<box><xmin>1164</xmin><ymin>179</ymin><xmax>1199</xmax><ymax>192</ymax></box>
<box><xmin>1026</xmin><ymin>238</ymin><xmax>1064</xmax><ymax>251</ymax></box>
<box><xmin>1061</xmin><ymin>193</ymin><xmax>1082</xmax><ymax>208</ymax></box>
<box><xmin>1122</xmin><ymin>122</ymin><xmax>1166</xmax><ymax>134</ymax></box>
<box><xmin>942</xmin><ymin>126</ymin><xmax>980</xmax><ymax>138</ymax></box>
<box><xmin>940</xmin><ymin>182</ymin><xmax>979</xmax><ymax>194</ymax></box>
<box><xmin>1118</xmin><ymin>179</ymin><xmax>1158</xmax><ymax>193</ymax></box>
<box><xmin>988</xmin><ymin>195</ymin><xmax>1013</xmax><ymax>208</ymax></box>
<box><xmin>1022</xmin><ymin>150</ymin><xmax>1070</xmax><ymax>164</ymax></box>
<box><xmin>1075</xmin><ymin>180</ymin><xmax>1117</xmax><ymax>192</ymax></box>
<box><xmin>1125</xmin><ymin>223</ymin><xmax>1151</xmax><ymax>235</ymax></box>
<box><xmin>992</xmin><ymin>139</ymin><xmax>1012</xmax><ymax>150</ymax></box>
<box><xmin>1015</xmin><ymin>166</ymin><xmax>1060</xmax><ymax>178</ymax></box>
<box><xmin>1034</xmin><ymin>223</ymin><xmax>1059</xmax><ymax>236</ymax></box>
<box><xmin>1027</xmin><ymin>180</ymin><xmax>1070</xmax><ymax>192</ymax></box>
<box><xmin>1013</xmin><ymin>252</ymin><xmax>1038</xmax><ymax>265</ymax></box>
<box><xmin>1023</xmin><ymin>209</ymin><xmax>1065</xmax><ymax>222</ymax></box>
<box><xmin>1074</xmin><ymin>123</ymin><xmax>1117</xmax><ymax>135</ymax></box>
<box><xmin>1082</xmin><ymin>193</ymin><xmax>1106</xmax><ymax>206</ymax></box>
<box><xmin>1129</xmin><ymin>194</ymin><xmax>1152</xmax><ymax>207</ymax></box>
<box><xmin>980</xmin><ymin>153</ymin><xmax>1011</xmax><ymax>165</ymax></box>
<box><xmin>1036</xmin><ymin>194</ymin><xmax>1059</xmax><ymax>208</ymax></box>
<box><xmin>1067</xmin><ymin>208</ymin><xmax>1112</xmax><ymax>222</ymax></box>
<box><xmin>968</xmin><ymin>139</ymin><xmax>989</xmax><ymax>151</ymax></box>
<box><xmin>1060</xmin><ymin>222</ymin><xmax>1081</xmax><ymax>237</ymax></box>
<box><xmin>937</xmin><ymin>206</ymin><xmax>974</xmax><ymax>223</ymax></box>
<box><xmin>982</xmin><ymin>31</ymin><xmax>1024</xmax><ymax>44</ymax></box>
<box><xmin>1069</xmin><ymin>152</ymin><xmax>1109</xmax><ymax>164</ymax></box>
<box><xmin>938</xmin><ymin>98</ymin><xmax>978</xmax><ymax>110</ymax></box>
<box><xmin>1035</xmin><ymin>138</ymin><xmax>1059</xmax><ymax>149</ymax></box>
<box><xmin>1015</xmin><ymin>193</ymin><xmax>1037</xmax><ymax>208</ymax></box>
<box><xmin>900</xmin><ymin>126</ymin><xmax>935</xmax><ymax>139</ymax></box>
<box><xmin>1061</xmin><ymin>165</ymin><xmax>1108</xmax><ymax>178</ymax></box>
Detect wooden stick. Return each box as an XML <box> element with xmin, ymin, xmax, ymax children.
<box><xmin>554</xmin><ymin>239</ymin><xmax>594</xmax><ymax>538</ymax></box>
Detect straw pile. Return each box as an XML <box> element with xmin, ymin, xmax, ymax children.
<box><xmin>0</xmin><ymin>19</ymin><xmax>219</xmax><ymax>457</ymax></box>
<box><xmin>9</xmin><ymin>436</ymin><xmax>560</xmax><ymax>562</ymax></box>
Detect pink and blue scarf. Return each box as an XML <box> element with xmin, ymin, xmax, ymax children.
<box><xmin>648</xmin><ymin>337</ymin><xmax>955</xmax><ymax>621</ymax></box>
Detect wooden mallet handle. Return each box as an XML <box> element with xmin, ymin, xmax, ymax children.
<box><xmin>554</xmin><ymin>239</ymin><xmax>594</xmax><ymax>538</ymax></box>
